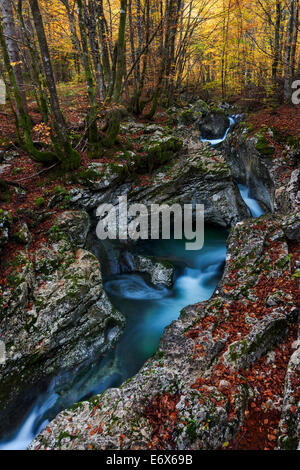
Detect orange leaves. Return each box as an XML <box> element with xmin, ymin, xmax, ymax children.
<box><xmin>142</xmin><ymin>393</ymin><xmax>180</xmax><ymax>450</ymax></box>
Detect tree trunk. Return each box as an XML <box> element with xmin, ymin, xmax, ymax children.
<box><xmin>0</xmin><ymin>18</ymin><xmax>57</xmax><ymax>163</ymax></box>
<box><xmin>29</xmin><ymin>0</ymin><xmax>80</xmax><ymax>168</ymax></box>
<box><xmin>272</xmin><ymin>0</ymin><xmax>282</xmax><ymax>88</ymax></box>
<box><xmin>112</xmin><ymin>0</ymin><xmax>128</xmax><ymax>103</ymax></box>
<box><xmin>284</xmin><ymin>0</ymin><xmax>296</xmax><ymax>102</ymax></box>
<box><xmin>76</xmin><ymin>0</ymin><xmax>102</xmax><ymax>156</ymax></box>
<box><xmin>87</xmin><ymin>0</ymin><xmax>105</xmax><ymax>100</ymax></box>
<box><xmin>17</xmin><ymin>0</ymin><xmax>49</xmax><ymax>122</ymax></box>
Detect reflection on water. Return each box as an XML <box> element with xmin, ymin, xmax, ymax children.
<box><xmin>0</xmin><ymin>229</ymin><xmax>227</xmax><ymax>450</ymax></box>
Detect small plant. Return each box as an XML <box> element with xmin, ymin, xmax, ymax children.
<box><xmin>52</xmin><ymin>185</ymin><xmax>67</xmax><ymax>196</ymax></box>
<box><xmin>186</xmin><ymin>419</ymin><xmax>197</xmax><ymax>442</ymax></box>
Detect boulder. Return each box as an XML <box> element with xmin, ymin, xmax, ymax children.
<box><xmin>133</xmin><ymin>255</ymin><xmax>175</xmax><ymax>288</ymax></box>
<box><xmin>0</xmin><ymin>210</ymin><xmax>12</xmax><ymax>252</ymax></box>
<box><xmin>277</xmin><ymin>345</ymin><xmax>300</xmax><ymax>450</ymax></box>
<box><xmin>78</xmin><ymin>144</ymin><xmax>249</xmax><ymax>229</ymax></box>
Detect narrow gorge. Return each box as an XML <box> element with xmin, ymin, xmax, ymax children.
<box><xmin>1</xmin><ymin>103</ymin><xmax>298</xmax><ymax>451</ymax></box>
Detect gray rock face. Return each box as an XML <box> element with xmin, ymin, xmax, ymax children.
<box><xmin>126</xmin><ymin>148</ymin><xmax>249</xmax><ymax>228</ymax></box>
<box><xmin>223</xmin><ymin>311</ymin><xmax>289</xmax><ymax>370</ymax></box>
<box><xmin>222</xmin><ymin>134</ymin><xmax>275</xmax><ymax>211</ymax></box>
<box><xmin>29</xmin><ymin>213</ymin><xmax>299</xmax><ymax>450</ymax></box>
<box><xmin>276</xmin><ymin>169</ymin><xmax>300</xmax><ymax>216</ymax></box>
<box><xmin>282</xmin><ymin>212</ymin><xmax>300</xmax><ymax>241</ymax></box>
<box><xmin>12</xmin><ymin>222</ymin><xmax>32</xmax><ymax>245</ymax></box>
<box><xmin>0</xmin><ymin>210</ymin><xmax>12</xmax><ymax>252</ymax></box>
<box><xmin>55</xmin><ymin>211</ymin><xmax>91</xmax><ymax>248</ymax></box>
<box><xmin>133</xmin><ymin>255</ymin><xmax>175</xmax><ymax>288</ymax></box>
<box><xmin>0</xmin><ymin>211</ymin><xmax>125</xmax><ymax>438</ymax></box>
<box><xmin>277</xmin><ymin>344</ymin><xmax>300</xmax><ymax>450</ymax></box>
<box><xmin>222</xmin><ymin>131</ymin><xmax>300</xmax><ymax>215</ymax></box>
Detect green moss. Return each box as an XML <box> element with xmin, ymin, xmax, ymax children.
<box><xmin>178</xmin><ymin>109</ymin><xmax>198</xmax><ymax>125</ymax></box>
<box><xmin>156</xmin><ymin>350</ymin><xmax>165</xmax><ymax>360</ymax></box>
<box><xmin>146</xmin><ymin>136</ymin><xmax>183</xmax><ymax>173</ymax></box>
<box><xmin>52</xmin><ymin>185</ymin><xmax>67</xmax><ymax>196</ymax></box>
<box><xmin>239</xmin><ymin>122</ymin><xmax>254</xmax><ymax>134</ymax></box>
<box><xmin>229</xmin><ymin>340</ymin><xmax>248</xmax><ymax>362</ymax></box>
<box><xmin>12</xmin><ymin>167</ymin><xmax>23</xmax><ymax>175</ymax></box>
<box><xmin>255</xmin><ymin>134</ymin><xmax>275</xmax><ymax>156</ymax></box>
<box><xmin>286</xmin><ymin>135</ymin><xmax>300</xmax><ymax>149</ymax></box>
<box><xmin>56</xmin><ymin>431</ymin><xmax>76</xmax><ymax>446</ymax></box>
<box><xmin>278</xmin><ymin>435</ymin><xmax>298</xmax><ymax>450</ymax></box>
<box><xmin>68</xmin><ymin>400</ymin><xmax>85</xmax><ymax>412</ymax></box>
<box><xmin>13</xmin><ymin>228</ymin><xmax>28</xmax><ymax>244</ymax></box>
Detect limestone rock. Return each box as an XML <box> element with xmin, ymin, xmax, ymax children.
<box><xmin>0</xmin><ymin>212</ymin><xmax>125</xmax><ymax>438</ymax></box>
<box><xmin>133</xmin><ymin>255</ymin><xmax>175</xmax><ymax>288</ymax></box>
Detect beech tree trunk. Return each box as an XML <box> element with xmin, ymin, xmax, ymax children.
<box><xmin>29</xmin><ymin>0</ymin><xmax>80</xmax><ymax>168</ymax></box>
<box><xmin>112</xmin><ymin>0</ymin><xmax>128</xmax><ymax>103</ymax></box>
<box><xmin>76</xmin><ymin>0</ymin><xmax>102</xmax><ymax>156</ymax></box>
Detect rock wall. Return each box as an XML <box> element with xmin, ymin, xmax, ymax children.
<box><xmin>29</xmin><ymin>212</ymin><xmax>300</xmax><ymax>450</ymax></box>
<box><xmin>222</xmin><ymin>130</ymin><xmax>300</xmax><ymax>215</ymax></box>
<box><xmin>0</xmin><ymin>211</ymin><xmax>125</xmax><ymax>438</ymax></box>
<box><xmin>27</xmin><ymin>114</ymin><xmax>300</xmax><ymax>451</ymax></box>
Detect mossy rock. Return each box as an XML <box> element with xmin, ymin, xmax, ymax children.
<box><xmin>0</xmin><ymin>210</ymin><xmax>12</xmax><ymax>250</ymax></box>
<box><xmin>146</xmin><ymin>136</ymin><xmax>183</xmax><ymax>173</ymax></box>
<box><xmin>12</xmin><ymin>223</ymin><xmax>32</xmax><ymax>245</ymax></box>
<box><xmin>178</xmin><ymin>109</ymin><xmax>199</xmax><ymax>125</ymax></box>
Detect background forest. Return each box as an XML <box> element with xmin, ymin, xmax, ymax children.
<box><xmin>0</xmin><ymin>0</ymin><xmax>300</xmax><ymax>453</ymax></box>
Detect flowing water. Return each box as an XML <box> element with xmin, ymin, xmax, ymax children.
<box><xmin>237</xmin><ymin>184</ymin><xmax>264</xmax><ymax>218</ymax></box>
<box><xmin>200</xmin><ymin>116</ymin><xmax>235</xmax><ymax>146</ymax></box>
<box><xmin>0</xmin><ymin>117</ymin><xmax>264</xmax><ymax>450</ymax></box>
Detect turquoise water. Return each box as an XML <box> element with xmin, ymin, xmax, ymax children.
<box><xmin>102</xmin><ymin>232</ymin><xmax>227</xmax><ymax>382</ymax></box>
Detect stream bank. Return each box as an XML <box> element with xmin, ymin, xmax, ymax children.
<box><xmin>29</xmin><ymin>211</ymin><xmax>300</xmax><ymax>451</ymax></box>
